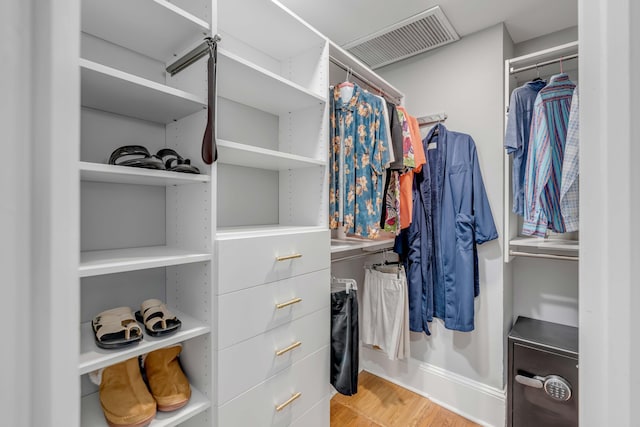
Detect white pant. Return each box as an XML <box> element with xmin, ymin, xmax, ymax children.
<box><xmin>361</xmin><ymin>267</ymin><xmax>410</xmax><ymax>360</ymax></box>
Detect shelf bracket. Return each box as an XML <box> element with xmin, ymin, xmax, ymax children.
<box><xmin>166</xmin><ymin>34</ymin><xmax>222</xmax><ymax>76</ymax></box>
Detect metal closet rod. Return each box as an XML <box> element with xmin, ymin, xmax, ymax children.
<box><xmin>510</xmin><ymin>53</ymin><xmax>578</xmax><ymax>75</ymax></box>
<box><xmin>166</xmin><ymin>34</ymin><xmax>222</xmax><ymax>76</ymax></box>
<box><xmin>329</xmin><ymin>56</ymin><xmax>402</xmax><ymax>105</ymax></box>
<box><xmin>331</xmin><ymin>247</ymin><xmax>391</xmax><ymax>263</ymax></box>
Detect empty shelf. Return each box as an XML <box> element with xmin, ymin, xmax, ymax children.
<box><xmin>217</xmin><ymin>140</ymin><xmax>325</xmax><ymax>170</ymax></box>
<box><xmin>81</xmin><ymin>385</ymin><xmax>210</xmax><ymax>427</ymax></box>
<box><xmin>218</xmin><ymin>0</ymin><xmax>324</xmax><ymax>61</ymax></box>
<box><xmin>79</xmin><ymin>310</ymin><xmax>209</xmax><ymax>375</ymax></box>
<box><xmin>81</xmin><ymin>59</ymin><xmax>205</xmax><ymax>124</ymax></box>
<box><xmin>79</xmin><ymin>246</ymin><xmax>212</xmax><ymax>277</ymax></box>
<box><xmin>82</xmin><ymin>0</ymin><xmax>209</xmax><ymax>62</ymax></box>
<box><xmin>218</xmin><ymin>49</ymin><xmax>325</xmax><ymax>115</ymax></box>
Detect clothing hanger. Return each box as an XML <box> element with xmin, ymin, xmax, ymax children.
<box><xmin>331</xmin><ymin>276</ymin><xmax>357</xmax><ymax>294</ymax></box>
<box><xmin>337</xmin><ymin>67</ymin><xmax>354</xmax><ymax>88</ymax></box>
<box><xmin>531</xmin><ymin>63</ymin><xmax>543</xmax><ymax>82</ymax></box>
<box><xmin>560</xmin><ymin>57</ymin><xmax>564</xmax><ymax>73</ymax></box>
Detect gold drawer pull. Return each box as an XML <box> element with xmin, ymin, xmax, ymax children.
<box><xmin>276</xmin><ymin>253</ymin><xmax>302</xmax><ymax>262</ymax></box>
<box><xmin>276</xmin><ymin>392</ymin><xmax>302</xmax><ymax>412</ymax></box>
<box><xmin>276</xmin><ymin>297</ymin><xmax>302</xmax><ymax>309</ymax></box>
<box><xmin>276</xmin><ymin>341</ymin><xmax>302</xmax><ymax>356</ymax></box>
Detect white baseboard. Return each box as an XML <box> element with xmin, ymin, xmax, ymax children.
<box><xmin>361</xmin><ymin>347</ymin><xmax>506</xmax><ymax>427</ymax></box>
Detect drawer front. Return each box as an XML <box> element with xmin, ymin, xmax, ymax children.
<box><xmin>219</xmin><ymin>346</ymin><xmax>330</xmax><ymax>427</ymax></box>
<box><xmin>218</xmin><ymin>269</ymin><xmax>329</xmax><ymax>349</ymax></box>
<box><xmin>512</xmin><ymin>343</ymin><xmax>578</xmax><ymax>427</ymax></box>
<box><xmin>291</xmin><ymin>396</ymin><xmax>329</xmax><ymax>427</ymax></box>
<box><xmin>217</xmin><ymin>230</ymin><xmax>330</xmax><ymax>294</ymax></box>
<box><xmin>218</xmin><ymin>307</ymin><xmax>330</xmax><ymax>405</ymax></box>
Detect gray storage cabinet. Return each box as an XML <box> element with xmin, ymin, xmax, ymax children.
<box><xmin>507</xmin><ymin>317</ymin><xmax>578</xmax><ymax>427</ymax></box>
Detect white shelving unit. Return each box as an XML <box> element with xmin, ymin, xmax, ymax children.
<box><xmin>213</xmin><ymin>1</ymin><xmax>331</xmax><ymax>425</ymax></box>
<box><xmin>77</xmin><ymin>0</ymin><xmax>215</xmax><ymax>425</ymax></box>
<box><xmin>80</xmin><ymin>59</ymin><xmax>205</xmax><ymax>124</ymax></box>
<box><xmin>503</xmin><ymin>41</ymin><xmax>580</xmax><ymax>262</ymax></box>
<box><xmin>80</xmin><ymin>162</ymin><xmax>211</xmax><ymax>186</ymax></box>
<box><xmin>81</xmin><ymin>386</ymin><xmax>210</xmax><ymax>427</ymax></box>
<box><xmin>81</xmin><ymin>0</ymin><xmax>209</xmax><ymax>62</ymax></box>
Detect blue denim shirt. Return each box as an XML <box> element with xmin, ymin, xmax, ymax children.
<box><xmin>505</xmin><ymin>80</ymin><xmax>547</xmax><ymax>216</ymax></box>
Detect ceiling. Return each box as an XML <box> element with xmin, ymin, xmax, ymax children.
<box><xmin>278</xmin><ymin>0</ymin><xmax>577</xmax><ymax>47</ymax></box>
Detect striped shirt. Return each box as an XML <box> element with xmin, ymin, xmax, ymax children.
<box><xmin>523</xmin><ymin>73</ymin><xmax>576</xmax><ymax>237</ymax></box>
<box><xmin>560</xmin><ymin>86</ymin><xmax>579</xmax><ymax>232</ymax></box>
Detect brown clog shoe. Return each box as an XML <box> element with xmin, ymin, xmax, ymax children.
<box><xmin>99</xmin><ymin>357</ymin><xmax>156</xmax><ymax>427</ymax></box>
<box><xmin>144</xmin><ymin>345</ymin><xmax>191</xmax><ymax>411</ymax></box>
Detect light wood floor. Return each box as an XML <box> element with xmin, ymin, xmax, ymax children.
<box><xmin>331</xmin><ymin>371</ymin><xmax>479</xmax><ymax>427</ymax></box>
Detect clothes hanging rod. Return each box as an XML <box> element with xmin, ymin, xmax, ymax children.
<box><xmin>329</xmin><ymin>56</ymin><xmax>402</xmax><ymax>105</ymax></box>
<box><xmin>331</xmin><ymin>247</ymin><xmax>391</xmax><ymax>263</ymax></box>
<box><xmin>509</xmin><ymin>250</ymin><xmax>578</xmax><ymax>261</ymax></box>
<box><xmin>510</xmin><ymin>53</ymin><xmax>578</xmax><ymax>75</ymax></box>
<box><xmin>166</xmin><ymin>34</ymin><xmax>221</xmax><ymax>76</ymax></box>
<box><xmin>417</xmin><ymin>112</ymin><xmax>447</xmax><ymax>127</ymax></box>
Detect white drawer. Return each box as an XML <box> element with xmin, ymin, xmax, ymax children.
<box><xmin>218</xmin><ymin>346</ymin><xmax>330</xmax><ymax>427</ymax></box>
<box><xmin>218</xmin><ymin>269</ymin><xmax>329</xmax><ymax>349</ymax></box>
<box><xmin>217</xmin><ymin>230</ymin><xmax>330</xmax><ymax>294</ymax></box>
<box><xmin>218</xmin><ymin>307</ymin><xmax>330</xmax><ymax>405</ymax></box>
<box><xmin>291</xmin><ymin>396</ymin><xmax>329</xmax><ymax>427</ymax></box>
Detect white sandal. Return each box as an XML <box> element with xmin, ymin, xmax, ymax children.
<box><xmin>92</xmin><ymin>307</ymin><xmax>143</xmax><ymax>349</ymax></box>
<box><xmin>135</xmin><ymin>299</ymin><xmax>182</xmax><ymax>337</ymax></box>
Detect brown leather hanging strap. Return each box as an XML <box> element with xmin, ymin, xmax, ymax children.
<box><xmin>202</xmin><ymin>39</ymin><xmax>218</xmax><ymax>164</ymax></box>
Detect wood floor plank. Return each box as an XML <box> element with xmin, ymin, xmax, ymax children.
<box><xmin>331</xmin><ymin>371</ymin><xmax>480</xmax><ymax>427</ymax></box>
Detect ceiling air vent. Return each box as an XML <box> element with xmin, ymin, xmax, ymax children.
<box><xmin>343</xmin><ymin>6</ymin><xmax>459</xmax><ymax>69</ymax></box>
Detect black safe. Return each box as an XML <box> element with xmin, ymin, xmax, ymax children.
<box><xmin>507</xmin><ymin>316</ymin><xmax>578</xmax><ymax>427</ymax></box>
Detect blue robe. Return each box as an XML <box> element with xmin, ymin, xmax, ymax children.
<box><xmin>406</xmin><ymin>124</ymin><xmax>498</xmax><ymax>333</ymax></box>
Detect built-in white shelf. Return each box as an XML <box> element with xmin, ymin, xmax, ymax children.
<box><xmin>80</xmin><ymin>59</ymin><xmax>205</xmax><ymax>124</ymax></box>
<box><xmin>218</xmin><ymin>49</ymin><xmax>325</xmax><ymax>115</ymax></box>
<box><xmin>217</xmin><ymin>140</ymin><xmax>325</xmax><ymax>170</ymax></box>
<box><xmin>82</xmin><ymin>0</ymin><xmax>209</xmax><ymax>62</ymax></box>
<box><xmin>218</xmin><ymin>0</ymin><xmax>324</xmax><ymax>61</ymax></box>
<box><xmin>80</xmin><ymin>162</ymin><xmax>210</xmax><ymax>186</ymax></box>
<box><xmin>79</xmin><ymin>310</ymin><xmax>209</xmax><ymax>375</ymax></box>
<box><xmin>216</xmin><ymin>225</ymin><xmax>326</xmax><ymax>240</ymax></box>
<box><xmin>80</xmin><ymin>246</ymin><xmax>212</xmax><ymax>278</ymax></box>
<box><xmin>81</xmin><ymin>384</ymin><xmax>210</xmax><ymax>427</ymax></box>
<box><xmin>330</xmin><ymin>238</ymin><xmax>395</xmax><ymax>255</ymax></box>
<box><xmin>510</xmin><ymin>237</ymin><xmax>579</xmax><ymax>253</ymax></box>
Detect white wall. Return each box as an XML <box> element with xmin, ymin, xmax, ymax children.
<box><xmin>511</xmin><ymin>258</ymin><xmax>578</xmax><ymax>327</ymax></box>
<box><xmin>580</xmin><ymin>0</ymin><xmax>640</xmax><ymax>425</ymax></box>
<box><xmin>514</xmin><ymin>26</ymin><xmax>578</xmax><ymax>57</ymax></box>
<box><xmin>2</xmin><ymin>2</ymin><xmax>33</xmax><ymax>426</ymax></box>
<box><xmin>376</xmin><ymin>22</ymin><xmax>506</xmax><ymax>391</ymax></box>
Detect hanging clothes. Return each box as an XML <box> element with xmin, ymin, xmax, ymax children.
<box><xmin>560</xmin><ymin>86</ymin><xmax>579</xmax><ymax>232</ymax></box>
<box><xmin>330</xmin><ymin>283</ymin><xmax>359</xmax><ymax>396</ymax></box>
<box><xmin>396</xmin><ymin>106</ymin><xmax>426</xmax><ymax>230</ymax></box>
<box><xmin>504</xmin><ymin>79</ymin><xmax>547</xmax><ymax>216</ymax></box>
<box><xmin>382</xmin><ymin>171</ymin><xmax>401</xmax><ymax>233</ymax></box>
<box><xmin>407</xmin><ymin>124</ymin><xmax>498</xmax><ymax>333</ymax></box>
<box><xmin>329</xmin><ymin>84</ymin><xmax>391</xmax><ymax>238</ymax></box>
<box><xmin>361</xmin><ymin>266</ymin><xmax>410</xmax><ymax>360</ymax></box>
<box><xmin>523</xmin><ymin>73</ymin><xmax>576</xmax><ymax>237</ymax></box>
